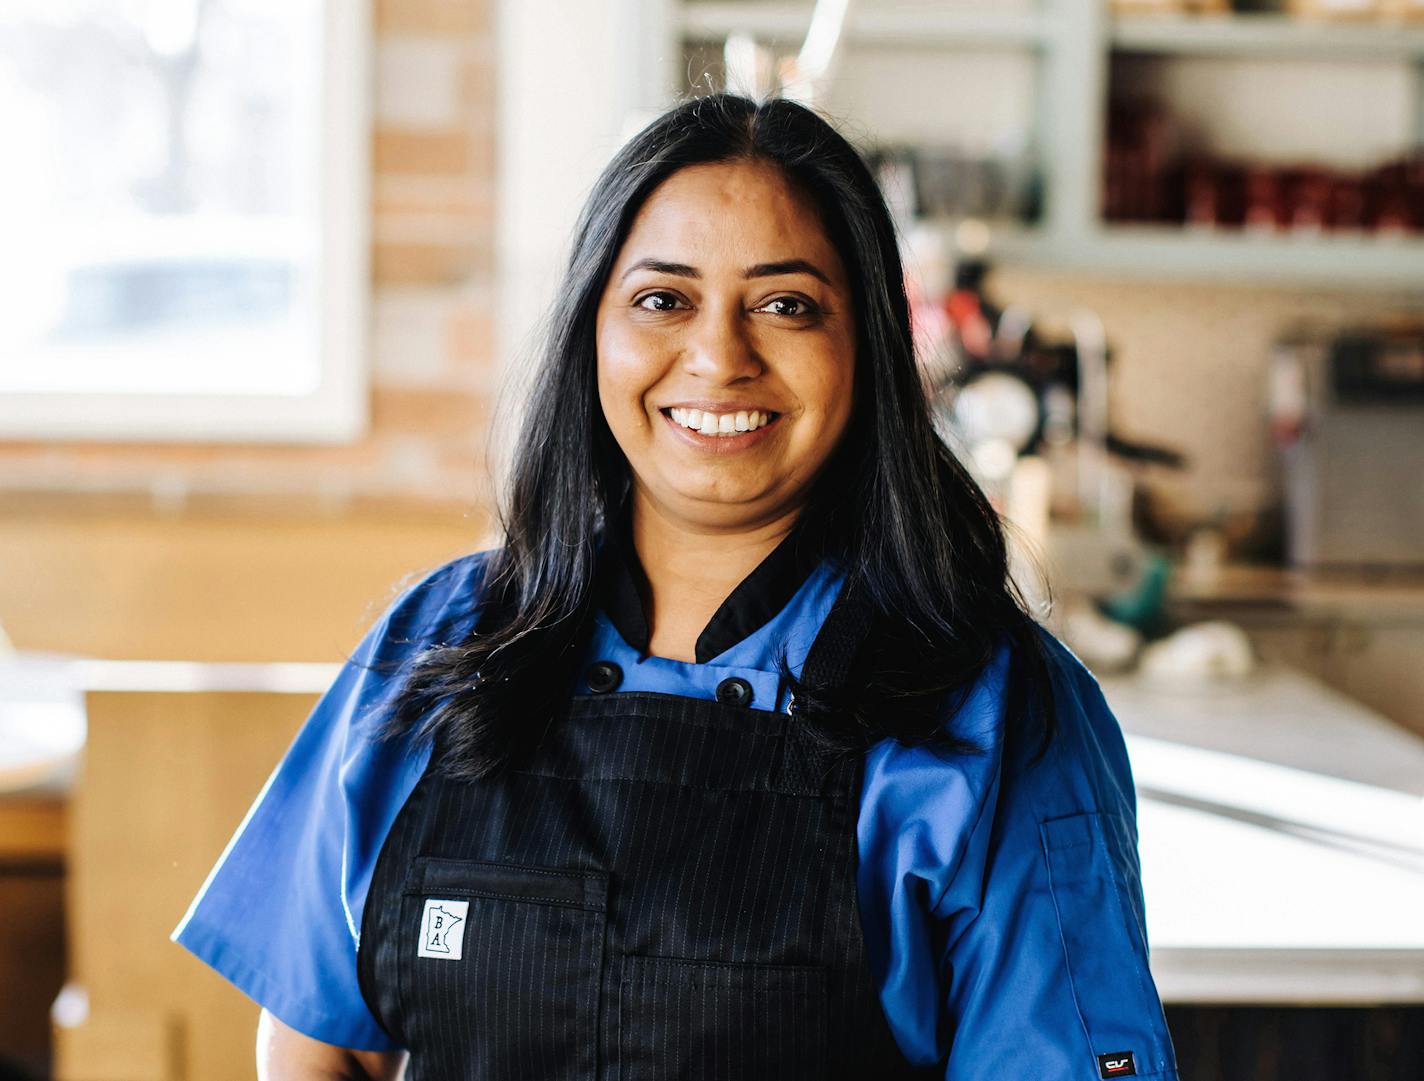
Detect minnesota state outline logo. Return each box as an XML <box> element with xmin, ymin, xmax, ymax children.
<box><xmin>417</xmin><ymin>898</ymin><xmax>469</xmax><ymax>960</ymax></box>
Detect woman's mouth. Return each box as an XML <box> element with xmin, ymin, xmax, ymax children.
<box><xmin>658</xmin><ymin>406</ymin><xmax>784</xmax><ymax>453</ymax></box>
<box><xmin>664</xmin><ymin>407</ymin><xmax>780</xmax><ymax>437</ymax></box>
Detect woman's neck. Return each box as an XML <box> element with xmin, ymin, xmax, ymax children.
<box><xmin>631</xmin><ymin>495</ymin><xmax>799</xmax><ymax>663</ymax></box>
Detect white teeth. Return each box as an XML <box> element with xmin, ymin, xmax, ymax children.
<box><xmin>667</xmin><ymin>407</ymin><xmax>776</xmax><ymax>437</ymax></box>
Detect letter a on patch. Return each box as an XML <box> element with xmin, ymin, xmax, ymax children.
<box><xmin>417</xmin><ymin>898</ymin><xmax>469</xmax><ymax>960</ymax></box>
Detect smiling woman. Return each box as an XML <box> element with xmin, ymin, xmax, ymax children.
<box><xmin>173</xmin><ymin>94</ymin><xmax>1180</xmax><ymax>1081</ymax></box>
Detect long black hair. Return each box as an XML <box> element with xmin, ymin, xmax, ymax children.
<box><xmin>382</xmin><ymin>93</ymin><xmax>1055</xmax><ymax>778</ymax></box>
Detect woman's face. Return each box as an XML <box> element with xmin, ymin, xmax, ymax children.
<box><xmin>595</xmin><ymin>159</ymin><xmax>856</xmax><ymax>533</ymax></box>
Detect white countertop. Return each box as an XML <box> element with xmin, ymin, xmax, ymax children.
<box><xmin>1102</xmin><ymin>668</ymin><xmax>1424</xmax><ymax>1003</ymax></box>
<box><xmin>0</xmin><ymin>655</ymin><xmax>336</xmax><ymax>793</ymax></box>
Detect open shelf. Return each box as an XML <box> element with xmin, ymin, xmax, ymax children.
<box><xmin>665</xmin><ymin>1</ymin><xmax>1424</xmax><ymax>290</ymax></box>
<box><xmin>1111</xmin><ymin>13</ymin><xmax>1424</xmax><ymax>61</ymax></box>
<box><xmin>1089</xmin><ymin>226</ymin><xmax>1424</xmax><ymax>287</ymax></box>
<box><xmin>979</xmin><ymin>224</ymin><xmax>1424</xmax><ymax>289</ymax></box>
<box><xmin>680</xmin><ymin>3</ymin><xmax>1051</xmax><ymax>48</ymax></box>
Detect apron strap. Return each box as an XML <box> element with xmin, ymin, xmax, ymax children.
<box><xmin>795</xmin><ymin>572</ymin><xmax>874</xmax><ymax>704</ymax></box>
<box><xmin>780</xmin><ymin>573</ymin><xmax>876</xmax><ymax>795</ymax></box>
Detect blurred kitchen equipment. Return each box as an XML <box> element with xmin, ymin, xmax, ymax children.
<box><xmin>1271</xmin><ymin>323</ymin><xmax>1424</xmax><ymax>567</ymax></box>
<box><xmin>922</xmin><ymin>256</ymin><xmax>1185</xmax><ymax>512</ymax></box>
<box><xmin>1138</xmin><ymin>620</ymin><xmax>1257</xmax><ymax>684</ymax></box>
<box><xmin>922</xmin><ymin>257</ymin><xmax>1085</xmax><ymax>507</ymax></box>
<box><xmin>869</xmin><ymin>141</ymin><xmax>1041</xmax><ymax>227</ymax></box>
<box><xmin>909</xmin><ymin>240</ymin><xmax>1189</xmax><ymax>658</ymax></box>
<box><xmin>1062</xmin><ymin>596</ymin><xmax>1142</xmax><ymax>672</ymax></box>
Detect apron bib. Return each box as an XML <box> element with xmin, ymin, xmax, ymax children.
<box><xmin>357</xmin><ymin>590</ymin><xmax>934</xmax><ymax>1080</ymax></box>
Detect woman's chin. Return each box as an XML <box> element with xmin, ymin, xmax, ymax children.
<box><xmin>639</xmin><ymin>477</ymin><xmax>795</xmax><ymax>528</ymax></box>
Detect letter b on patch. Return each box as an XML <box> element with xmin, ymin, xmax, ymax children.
<box><xmin>417</xmin><ymin>898</ymin><xmax>469</xmax><ymax>960</ymax></box>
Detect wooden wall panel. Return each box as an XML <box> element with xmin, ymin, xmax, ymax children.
<box><xmin>0</xmin><ymin>505</ymin><xmax>486</xmax><ymax>663</ymax></box>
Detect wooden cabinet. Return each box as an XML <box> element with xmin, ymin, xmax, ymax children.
<box><xmin>0</xmin><ymin>800</ymin><xmax>66</xmax><ymax>1081</ymax></box>
<box><xmin>54</xmin><ymin>684</ymin><xmax>322</xmax><ymax>1081</ymax></box>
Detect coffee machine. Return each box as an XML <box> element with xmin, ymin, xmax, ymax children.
<box><xmin>1272</xmin><ymin>323</ymin><xmax>1424</xmax><ymax>567</ymax></box>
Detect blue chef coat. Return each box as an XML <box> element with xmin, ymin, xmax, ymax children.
<box><xmin>172</xmin><ymin>548</ymin><xmax>1179</xmax><ymax>1079</ymax></box>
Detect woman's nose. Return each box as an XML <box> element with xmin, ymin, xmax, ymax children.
<box><xmin>681</xmin><ymin>306</ymin><xmax>763</xmax><ymax>383</ymax></box>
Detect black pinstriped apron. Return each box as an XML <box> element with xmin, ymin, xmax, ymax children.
<box><xmin>356</xmin><ymin>589</ymin><xmax>933</xmax><ymax>1080</ymax></box>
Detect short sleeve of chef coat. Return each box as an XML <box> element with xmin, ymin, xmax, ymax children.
<box><xmin>170</xmin><ymin>552</ymin><xmax>490</xmax><ymax>1051</ymax></box>
<box><xmin>857</xmin><ymin>627</ymin><xmax>1179</xmax><ymax>1080</ymax></box>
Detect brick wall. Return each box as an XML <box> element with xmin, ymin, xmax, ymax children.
<box><xmin>0</xmin><ymin>0</ymin><xmax>499</xmax><ymax>513</ymax></box>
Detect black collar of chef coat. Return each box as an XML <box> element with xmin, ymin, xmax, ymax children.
<box><xmin>598</xmin><ymin>515</ymin><xmax>823</xmax><ymax>664</ymax></box>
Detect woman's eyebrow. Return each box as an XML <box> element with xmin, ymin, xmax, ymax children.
<box><xmin>619</xmin><ymin>258</ymin><xmax>699</xmax><ymax>283</ymax></box>
<box><xmin>617</xmin><ymin>257</ymin><xmax>833</xmax><ymax>286</ymax></box>
<box><xmin>744</xmin><ymin>259</ymin><xmax>832</xmax><ymax>285</ymax></box>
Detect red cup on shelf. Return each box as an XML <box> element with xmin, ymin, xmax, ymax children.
<box><xmin>1245</xmin><ymin>166</ymin><xmax>1291</xmax><ymax>233</ymax></box>
<box><xmin>1328</xmin><ymin>176</ymin><xmax>1368</xmax><ymax>233</ymax></box>
<box><xmin>1289</xmin><ymin>169</ymin><xmax>1331</xmax><ymax>234</ymax></box>
<box><xmin>1185</xmin><ymin>160</ymin><xmax>1220</xmax><ymax>229</ymax></box>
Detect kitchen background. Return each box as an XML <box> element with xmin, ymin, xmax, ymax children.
<box><xmin>1</xmin><ymin>0</ymin><xmax>1422</xmax><ymax>1079</ymax></box>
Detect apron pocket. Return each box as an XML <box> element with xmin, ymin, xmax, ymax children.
<box><xmin>618</xmin><ymin>955</ymin><xmax>828</xmax><ymax>1081</ymax></box>
<box><xmin>399</xmin><ymin>857</ymin><xmax>607</xmax><ymax>1081</ymax></box>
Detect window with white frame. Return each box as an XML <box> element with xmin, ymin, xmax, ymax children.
<box><xmin>0</xmin><ymin>0</ymin><xmax>369</xmax><ymax>442</ymax></box>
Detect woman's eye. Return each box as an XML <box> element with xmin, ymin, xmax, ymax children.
<box><xmin>634</xmin><ymin>291</ymin><xmax>686</xmax><ymax>312</ymax></box>
<box><xmin>756</xmin><ymin>296</ymin><xmax>818</xmax><ymax>319</ymax></box>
